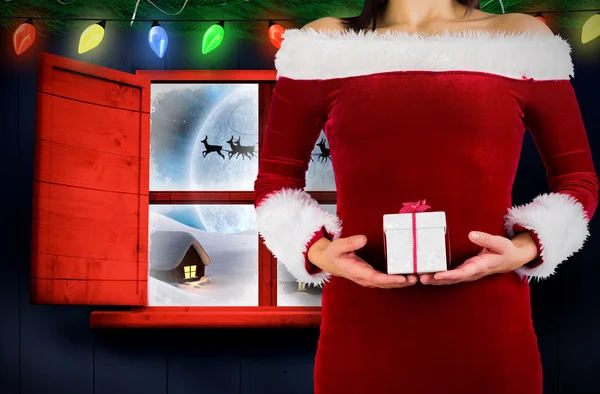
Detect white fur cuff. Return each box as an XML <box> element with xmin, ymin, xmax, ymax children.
<box><xmin>255</xmin><ymin>187</ymin><xmax>342</xmax><ymax>287</ymax></box>
<box><xmin>504</xmin><ymin>192</ymin><xmax>590</xmax><ymax>281</ymax></box>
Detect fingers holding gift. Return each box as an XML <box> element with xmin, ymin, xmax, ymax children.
<box><xmin>344</xmin><ymin>259</ymin><xmax>419</xmax><ymax>289</ymax></box>
<box><xmin>365</xmin><ymin>271</ymin><xmax>419</xmax><ymax>289</ymax></box>
<box><xmin>419</xmin><ymin>273</ymin><xmax>457</xmax><ymax>285</ymax></box>
<box><xmin>467</xmin><ymin>231</ymin><xmax>512</xmax><ymax>254</ymax></box>
<box><xmin>419</xmin><ymin>232</ymin><xmax>515</xmax><ymax>285</ymax></box>
<box><xmin>420</xmin><ymin>257</ymin><xmax>489</xmax><ymax>285</ymax></box>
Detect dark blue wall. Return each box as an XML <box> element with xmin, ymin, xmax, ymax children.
<box><xmin>1</xmin><ymin>26</ymin><xmax>599</xmax><ymax>394</ymax></box>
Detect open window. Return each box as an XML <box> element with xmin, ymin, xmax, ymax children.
<box><xmin>31</xmin><ymin>54</ymin><xmax>335</xmax><ymax>327</ymax></box>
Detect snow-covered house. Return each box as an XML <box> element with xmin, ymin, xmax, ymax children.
<box><xmin>149</xmin><ymin>230</ymin><xmax>211</xmax><ymax>284</ymax></box>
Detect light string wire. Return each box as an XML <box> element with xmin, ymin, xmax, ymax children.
<box><xmin>482</xmin><ymin>0</ymin><xmax>505</xmax><ymax>13</ymax></box>
<box><xmin>130</xmin><ymin>0</ymin><xmax>190</xmax><ymax>26</ymax></box>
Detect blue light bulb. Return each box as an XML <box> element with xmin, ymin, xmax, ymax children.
<box><xmin>148</xmin><ymin>21</ymin><xmax>168</xmax><ymax>58</ymax></box>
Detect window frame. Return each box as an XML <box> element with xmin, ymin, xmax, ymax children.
<box><xmin>90</xmin><ymin>69</ymin><xmax>335</xmax><ymax>328</ymax></box>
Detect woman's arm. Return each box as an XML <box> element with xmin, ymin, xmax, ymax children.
<box><xmin>254</xmin><ymin>74</ymin><xmax>342</xmax><ymax>287</ymax></box>
<box><xmin>504</xmin><ymin>79</ymin><xmax>600</xmax><ymax>282</ymax></box>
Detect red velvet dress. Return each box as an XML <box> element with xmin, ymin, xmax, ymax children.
<box><xmin>254</xmin><ymin>28</ymin><xmax>599</xmax><ymax>394</ymax></box>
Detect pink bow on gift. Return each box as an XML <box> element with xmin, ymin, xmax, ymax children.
<box><xmin>399</xmin><ymin>199</ymin><xmax>431</xmax><ymax>274</ymax></box>
<box><xmin>399</xmin><ymin>199</ymin><xmax>431</xmax><ymax>214</ymax></box>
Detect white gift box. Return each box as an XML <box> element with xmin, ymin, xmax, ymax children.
<box><xmin>383</xmin><ymin>211</ymin><xmax>449</xmax><ymax>274</ymax></box>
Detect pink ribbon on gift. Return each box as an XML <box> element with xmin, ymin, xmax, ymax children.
<box><xmin>399</xmin><ymin>199</ymin><xmax>431</xmax><ymax>274</ymax></box>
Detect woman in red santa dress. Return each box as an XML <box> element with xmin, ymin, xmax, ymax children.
<box><xmin>253</xmin><ymin>0</ymin><xmax>599</xmax><ymax>393</ymax></box>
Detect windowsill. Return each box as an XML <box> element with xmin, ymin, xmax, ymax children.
<box><xmin>90</xmin><ymin>306</ymin><xmax>322</xmax><ymax>328</ymax></box>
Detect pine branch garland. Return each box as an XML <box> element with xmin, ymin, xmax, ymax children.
<box><xmin>0</xmin><ymin>0</ymin><xmax>597</xmax><ymax>38</ymax></box>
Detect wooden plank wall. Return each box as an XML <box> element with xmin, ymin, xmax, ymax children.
<box><xmin>1</xmin><ymin>26</ymin><xmax>599</xmax><ymax>394</ymax></box>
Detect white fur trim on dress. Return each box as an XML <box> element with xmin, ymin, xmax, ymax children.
<box><xmin>504</xmin><ymin>192</ymin><xmax>589</xmax><ymax>282</ymax></box>
<box><xmin>255</xmin><ymin>187</ymin><xmax>342</xmax><ymax>287</ymax></box>
<box><xmin>276</xmin><ymin>28</ymin><xmax>573</xmax><ymax>81</ymax></box>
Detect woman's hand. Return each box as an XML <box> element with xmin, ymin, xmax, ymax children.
<box><xmin>308</xmin><ymin>235</ymin><xmax>419</xmax><ymax>289</ymax></box>
<box><xmin>419</xmin><ymin>231</ymin><xmax>539</xmax><ymax>285</ymax></box>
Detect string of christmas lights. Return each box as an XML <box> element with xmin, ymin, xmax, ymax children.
<box><xmin>6</xmin><ymin>8</ymin><xmax>600</xmax><ymax>57</ymax></box>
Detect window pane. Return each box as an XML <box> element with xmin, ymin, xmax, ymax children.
<box><xmin>150</xmin><ymin>83</ymin><xmax>259</xmax><ymax>191</ymax></box>
<box><xmin>276</xmin><ymin>204</ymin><xmax>337</xmax><ymax>306</ymax></box>
<box><xmin>148</xmin><ymin>204</ymin><xmax>258</xmax><ymax>306</ymax></box>
<box><xmin>305</xmin><ymin>131</ymin><xmax>336</xmax><ymax>191</ymax></box>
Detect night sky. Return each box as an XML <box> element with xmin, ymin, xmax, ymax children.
<box><xmin>150</xmin><ymin>82</ymin><xmax>240</xmax><ymax>191</ymax></box>
<box><xmin>149</xmin><ymin>82</ymin><xmax>334</xmax><ymax>231</ymax></box>
<box><xmin>150</xmin><ymin>83</ymin><xmax>258</xmax><ymax>231</ymax></box>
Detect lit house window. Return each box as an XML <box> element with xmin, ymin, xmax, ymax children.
<box><xmin>184</xmin><ymin>265</ymin><xmax>197</xmax><ymax>279</ymax></box>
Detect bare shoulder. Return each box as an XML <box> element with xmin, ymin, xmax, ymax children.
<box><xmin>301</xmin><ymin>17</ymin><xmax>345</xmax><ymax>33</ymax></box>
<box><xmin>490</xmin><ymin>12</ymin><xmax>554</xmax><ymax>35</ymax></box>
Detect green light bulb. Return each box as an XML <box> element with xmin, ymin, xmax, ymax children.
<box><xmin>202</xmin><ymin>22</ymin><xmax>225</xmax><ymax>54</ymax></box>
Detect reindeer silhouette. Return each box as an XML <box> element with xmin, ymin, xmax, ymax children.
<box><xmin>235</xmin><ymin>136</ymin><xmax>257</xmax><ymax>160</ymax></box>
<box><xmin>201</xmin><ymin>135</ymin><xmax>225</xmax><ymax>159</ymax></box>
<box><xmin>226</xmin><ymin>136</ymin><xmax>257</xmax><ymax>160</ymax></box>
<box><xmin>316</xmin><ymin>138</ymin><xmax>331</xmax><ymax>163</ymax></box>
<box><xmin>225</xmin><ymin>136</ymin><xmax>239</xmax><ymax>159</ymax></box>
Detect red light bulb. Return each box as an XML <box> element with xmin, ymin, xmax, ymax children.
<box><xmin>268</xmin><ymin>22</ymin><xmax>285</xmax><ymax>49</ymax></box>
<box><xmin>13</xmin><ymin>19</ymin><xmax>36</xmax><ymax>55</ymax></box>
<box><xmin>534</xmin><ymin>12</ymin><xmax>547</xmax><ymax>25</ymax></box>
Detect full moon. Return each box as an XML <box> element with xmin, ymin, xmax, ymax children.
<box><xmin>190</xmin><ymin>85</ymin><xmax>259</xmax><ymax>234</ymax></box>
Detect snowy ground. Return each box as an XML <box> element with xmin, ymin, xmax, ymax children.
<box><xmin>148</xmin><ymin>212</ymin><xmax>323</xmax><ymax>307</ymax></box>
<box><xmin>276</xmin><ymin>263</ymin><xmax>323</xmax><ymax>307</ymax></box>
<box><xmin>149</xmin><ymin>212</ymin><xmax>258</xmax><ymax>306</ymax></box>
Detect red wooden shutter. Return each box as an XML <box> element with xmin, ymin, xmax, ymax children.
<box><xmin>31</xmin><ymin>53</ymin><xmax>150</xmax><ymax>305</ymax></box>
